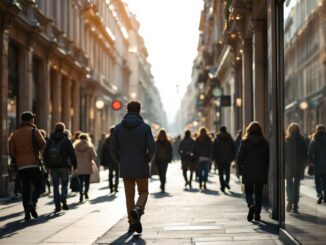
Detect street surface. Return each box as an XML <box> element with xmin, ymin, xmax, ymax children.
<box><xmin>1</xmin><ymin>163</ymin><xmax>282</xmax><ymax>244</ymax></box>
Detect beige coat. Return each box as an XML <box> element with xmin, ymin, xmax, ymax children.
<box><xmin>74</xmin><ymin>140</ymin><xmax>97</xmax><ymax>175</ymax></box>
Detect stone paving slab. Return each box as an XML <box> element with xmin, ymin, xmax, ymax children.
<box><xmin>95</xmin><ymin>163</ymin><xmax>282</xmax><ymax>244</ymax></box>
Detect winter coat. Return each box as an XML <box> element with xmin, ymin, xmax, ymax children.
<box><xmin>178</xmin><ymin>137</ymin><xmax>196</xmax><ymax>161</ymax></box>
<box><xmin>237</xmin><ymin>135</ymin><xmax>269</xmax><ymax>184</ymax></box>
<box><xmin>44</xmin><ymin>132</ymin><xmax>77</xmax><ymax>169</ymax></box>
<box><xmin>9</xmin><ymin>122</ymin><xmax>46</xmax><ymax>169</ymax></box>
<box><xmin>154</xmin><ymin>139</ymin><xmax>173</xmax><ymax>165</ymax></box>
<box><xmin>213</xmin><ymin>132</ymin><xmax>235</xmax><ymax>167</ymax></box>
<box><xmin>309</xmin><ymin>131</ymin><xmax>326</xmax><ymax>174</ymax></box>
<box><xmin>74</xmin><ymin>139</ymin><xmax>97</xmax><ymax>175</ymax></box>
<box><xmin>101</xmin><ymin>136</ymin><xmax>118</xmax><ymax>170</ymax></box>
<box><xmin>110</xmin><ymin>113</ymin><xmax>156</xmax><ymax>178</ymax></box>
<box><xmin>195</xmin><ymin>135</ymin><xmax>212</xmax><ymax>159</ymax></box>
<box><xmin>284</xmin><ymin>133</ymin><xmax>308</xmax><ymax>179</ymax></box>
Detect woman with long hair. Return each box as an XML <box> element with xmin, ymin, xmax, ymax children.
<box><xmin>154</xmin><ymin>129</ymin><xmax>172</xmax><ymax>192</ymax></box>
<box><xmin>237</xmin><ymin>122</ymin><xmax>269</xmax><ymax>221</ymax></box>
<box><xmin>74</xmin><ymin>133</ymin><xmax>97</xmax><ymax>202</ymax></box>
<box><xmin>284</xmin><ymin>123</ymin><xmax>307</xmax><ymax>212</ymax></box>
<box><xmin>195</xmin><ymin>127</ymin><xmax>212</xmax><ymax>190</ymax></box>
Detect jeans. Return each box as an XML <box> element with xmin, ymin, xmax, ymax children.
<box><xmin>51</xmin><ymin>168</ymin><xmax>69</xmax><ymax>207</ymax></box>
<box><xmin>315</xmin><ymin>172</ymin><xmax>326</xmax><ymax>197</ymax></box>
<box><xmin>19</xmin><ymin>167</ymin><xmax>42</xmax><ymax>213</ymax></box>
<box><xmin>109</xmin><ymin>167</ymin><xmax>120</xmax><ymax>191</ymax></box>
<box><xmin>78</xmin><ymin>175</ymin><xmax>90</xmax><ymax>195</ymax></box>
<box><xmin>286</xmin><ymin>177</ymin><xmax>301</xmax><ymax>204</ymax></box>
<box><xmin>244</xmin><ymin>184</ymin><xmax>264</xmax><ymax>214</ymax></box>
<box><xmin>218</xmin><ymin>162</ymin><xmax>231</xmax><ymax>188</ymax></box>
<box><xmin>198</xmin><ymin>160</ymin><xmax>210</xmax><ymax>183</ymax></box>
<box><xmin>157</xmin><ymin>161</ymin><xmax>169</xmax><ymax>189</ymax></box>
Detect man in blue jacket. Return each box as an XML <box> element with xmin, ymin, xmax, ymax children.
<box><xmin>110</xmin><ymin>101</ymin><xmax>156</xmax><ymax>234</ymax></box>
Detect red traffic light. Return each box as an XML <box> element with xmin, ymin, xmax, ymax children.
<box><xmin>111</xmin><ymin>100</ymin><xmax>122</xmax><ymax>111</ymax></box>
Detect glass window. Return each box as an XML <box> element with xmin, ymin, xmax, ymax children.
<box><xmin>283</xmin><ymin>0</ymin><xmax>326</xmax><ymax>243</ymax></box>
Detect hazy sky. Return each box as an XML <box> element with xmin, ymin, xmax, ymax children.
<box><xmin>123</xmin><ymin>0</ymin><xmax>203</xmax><ymax>125</ymax></box>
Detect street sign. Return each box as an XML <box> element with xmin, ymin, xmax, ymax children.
<box><xmin>220</xmin><ymin>95</ymin><xmax>231</xmax><ymax>107</ymax></box>
<box><xmin>111</xmin><ymin>100</ymin><xmax>123</xmax><ymax>111</ymax></box>
<box><xmin>212</xmin><ymin>88</ymin><xmax>222</xmax><ymax>97</ymax></box>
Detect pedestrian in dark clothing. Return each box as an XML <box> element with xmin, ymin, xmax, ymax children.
<box><xmin>101</xmin><ymin>127</ymin><xmax>120</xmax><ymax>194</ymax></box>
<box><xmin>97</xmin><ymin>133</ymin><xmax>106</xmax><ymax>163</ymax></box>
<box><xmin>44</xmin><ymin>122</ymin><xmax>77</xmax><ymax>213</ymax></box>
<box><xmin>309</xmin><ymin>124</ymin><xmax>326</xmax><ymax>204</ymax></box>
<box><xmin>154</xmin><ymin>129</ymin><xmax>172</xmax><ymax>192</ymax></box>
<box><xmin>110</xmin><ymin>101</ymin><xmax>156</xmax><ymax>234</ymax></box>
<box><xmin>213</xmin><ymin>126</ymin><xmax>235</xmax><ymax>193</ymax></box>
<box><xmin>40</xmin><ymin>129</ymin><xmax>51</xmax><ymax>195</ymax></box>
<box><xmin>178</xmin><ymin>130</ymin><xmax>196</xmax><ymax>188</ymax></box>
<box><xmin>237</xmin><ymin>121</ymin><xmax>269</xmax><ymax>222</ymax></box>
<box><xmin>195</xmin><ymin>128</ymin><xmax>212</xmax><ymax>190</ymax></box>
<box><xmin>284</xmin><ymin>123</ymin><xmax>308</xmax><ymax>212</ymax></box>
<box><xmin>9</xmin><ymin>111</ymin><xmax>46</xmax><ymax>221</ymax></box>
<box><xmin>234</xmin><ymin>130</ymin><xmax>242</xmax><ymax>179</ymax></box>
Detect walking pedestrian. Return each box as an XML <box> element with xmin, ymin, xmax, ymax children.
<box><xmin>110</xmin><ymin>101</ymin><xmax>156</xmax><ymax>234</ymax></box>
<box><xmin>308</xmin><ymin>124</ymin><xmax>326</xmax><ymax>204</ymax></box>
<box><xmin>213</xmin><ymin>126</ymin><xmax>235</xmax><ymax>193</ymax></box>
<box><xmin>39</xmin><ymin>129</ymin><xmax>51</xmax><ymax>195</ymax></box>
<box><xmin>237</xmin><ymin>121</ymin><xmax>269</xmax><ymax>222</ymax></box>
<box><xmin>284</xmin><ymin>123</ymin><xmax>308</xmax><ymax>212</ymax></box>
<box><xmin>74</xmin><ymin>133</ymin><xmax>97</xmax><ymax>202</ymax></box>
<box><xmin>9</xmin><ymin>111</ymin><xmax>46</xmax><ymax>221</ymax></box>
<box><xmin>154</xmin><ymin>129</ymin><xmax>172</xmax><ymax>192</ymax></box>
<box><xmin>195</xmin><ymin>127</ymin><xmax>212</xmax><ymax>190</ymax></box>
<box><xmin>101</xmin><ymin>127</ymin><xmax>120</xmax><ymax>194</ymax></box>
<box><xmin>234</xmin><ymin>130</ymin><xmax>242</xmax><ymax>179</ymax></box>
<box><xmin>178</xmin><ymin>130</ymin><xmax>196</xmax><ymax>188</ymax></box>
<box><xmin>44</xmin><ymin>122</ymin><xmax>77</xmax><ymax>213</ymax></box>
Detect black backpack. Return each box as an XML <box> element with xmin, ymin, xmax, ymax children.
<box><xmin>46</xmin><ymin>138</ymin><xmax>65</xmax><ymax>167</ymax></box>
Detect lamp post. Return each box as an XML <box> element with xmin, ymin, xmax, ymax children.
<box><xmin>95</xmin><ymin>98</ymin><xmax>105</xmax><ymax>136</ymax></box>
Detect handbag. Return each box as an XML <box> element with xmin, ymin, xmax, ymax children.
<box><xmin>32</xmin><ymin>128</ymin><xmax>48</xmax><ymax>179</ymax></box>
<box><xmin>70</xmin><ymin>174</ymin><xmax>81</xmax><ymax>192</ymax></box>
<box><xmin>90</xmin><ymin>162</ymin><xmax>100</xmax><ymax>183</ymax></box>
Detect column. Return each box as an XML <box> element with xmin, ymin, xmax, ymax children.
<box><xmin>72</xmin><ymin>81</ymin><xmax>80</xmax><ymax>133</ymax></box>
<box><xmin>234</xmin><ymin>60</ymin><xmax>243</xmax><ymax>132</ymax></box>
<box><xmin>241</xmin><ymin>37</ymin><xmax>253</xmax><ymax>128</ymax></box>
<box><xmin>51</xmin><ymin>69</ymin><xmax>62</xmax><ymax>129</ymax></box>
<box><xmin>39</xmin><ymin>57</ymin><xmax>51</xmax><ymax>132</ymax></box>
<box><xmin>62</xmin><ymin>76</ymin><xmax>71</xmax><ymax>129</ymax></box>
<box><xmin>252</xmin><ymin>19</ymin><xmax>267</xmax><ymax>132</ymax></box>
<box><xmin>0</xmin><ymin>15</ymin><xmax>11</xmax><ymax>196</ymax></box>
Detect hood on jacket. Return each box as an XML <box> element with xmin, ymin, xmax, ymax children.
<box><xmin>247</xmin><ymin>135</ymin><xmax>265</xmax><ymax>145</ymax></box>
<box><xmin>74</xmin><ymin>139</ymin><xmax>92</xmax><ymax>152</ymax></box>
<box><xmin>315</xmin><ymin>131</ymin><xmax>326</xmax><ymax>145</ymax></box>
<box><xmin>121</xmin><ymin>113</ymin><xmax>143</xmax><ymax>129</ymax></box>
<box><xmin>217</xmin><ymin>131</ymin><xmax>232</xmax><ymax>141</ymax></box>
<box><xmin>50</xmin><ymin>132</ymin><xmax>67</xmax><ymax>142</ymax></box>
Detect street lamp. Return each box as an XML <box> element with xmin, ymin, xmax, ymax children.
<box><xmin>299</xmin><ymin>101</ymin><xmax>308</xmax><ymax>110</ymax></box>
<box><xmin>95</xmin><ymin>99</ymin><xmax>105</xmax><ymax>110</ymax></box>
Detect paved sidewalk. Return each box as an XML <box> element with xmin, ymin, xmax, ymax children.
<box><xmin>95</xmin><ymin>163</ymin><xmax>282</xmax><ymax>245</ymax></box>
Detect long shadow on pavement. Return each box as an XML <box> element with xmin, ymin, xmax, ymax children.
<box><xmin>0</xmin><ymin>212</ymin><xmax>63</xmax><ymax>239</ymax></box>
<box><xmin>183</xmin><ymin>188</ymin><xmax>199</xmax><ymax>193</ymax></box>
<box><xmin>0</xmin><ymin>210</ymin><xmax>24</xmax><ymax>222</ymax></box>
<box><xmin>109</xmin><ymin>232</ymin><xmax>146</xmax><ymax>244</ymax></box>
<box><xmin>90</xmin><ymin>194</ymin><xmax>117</xmax><ymax>204</ymax></box>
<box><xmin>201</xmin><ymin>189</ymin><xmax>220</xmax><ymax>196</ymax></box>
<box><xmin>150</xmin><ymin>191</ymin><xmax>173</xmax><ymax>199</ymax></box>
<box><xmin>252</xmin><ymin>219</ymin><xmax>279</xmax><ymax>235</ymax></box>
<box><xmin>226</xmin><ymin>191</ymin><xmax>243</xmax><ymax>198</ymax></box>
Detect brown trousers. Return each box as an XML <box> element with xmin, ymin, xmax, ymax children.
<box><xmin>123</xmin><ymin>177</ymin><xmax>149</xmax><ymax>224</ymax></box>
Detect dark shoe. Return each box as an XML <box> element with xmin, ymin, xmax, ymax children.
<box><xmin>115</xmin><ymin>186</ymin><xmax>119</xmax><ymax>192</ymax></box>
<box><xmin>62</xmin><ymin>200</ymin><xmax>69</xmax><ymax>210</ymax></box>
<box><xmin>24</xmin><ymin>212</ymin><xmax>31</xmax><ymax>221</ymax></box>
<box><xmin>247</xmin><ymin>205</ymin><xmax>255</xmax><ymax>222</ymax></box>
<box><xmin>131</xmin><ymin>207</ymin><xmax>142</xmax><ymax>233</ymax></box>
<box><xmin>110</xmin><ymin>188</ymin><xmax>114</xmax><ymax>194</ymax></box>
<box><xmin>54</xmin><ymin>206</ymin><xmax>61</xmax><ymax>213</ymax></box>
<box><xmin>28</xmin><ymin>204</ymin><xmax>38</xmax><ymax>219</ymax></box>
<box><xmin>317</xmin><ymin>196</ymin><xmax>323</xmax><ymax>204</ymax></box>
<box><xmin>128</xmin><ymin>224</ymin><xmax>135</xmax><ymax>234</ymax></box>
<box><xmin>84</xmin><ymin>193</ymin><xmax>89</xmax><ymax>199</ymax></box>
<box><xmin>286</xmin><ymin>202</ymin><xmax>292</xmax><ymax>212</ymax></box>
<box><xmin>225</xmin><ymin>183</ymin><xmax>230</xmax><ymax>190</ymax></box>
<box><xmin>220</xmin><ymin>187</ymin><xmax>225</xmax><ymax>193</ymax></box>
<box><xmin>293</xmin><ymin>203</ymin><xmax>299</xmax><ymax>213</ymax></box>
<box><xmin>189</xmin><ymin>182</ymin><xmax>192</xmax><ymax>188</ymax></box>
<box><xmin>79</xmin><ymin>194</ymin><xmax>84</xmax><ymax>203</ymax></box>
<box><xmin>199</xmin><ymin>182</ymin><xmax>202</xmax><ymax>189</ymax></box>
<box><xmin>185</xmin><ymin>181</ymin><xmax>188</xmax><ymax>187</ymax></box>
<box><xmin>254</xmin><ymin>213</ymin><xmax>261</xmax><ymax>221</ymax></box>
<box><xmin>203</xmin><ymin>182</ymin><xmax>207</xmax><ymax>190</ymax></box>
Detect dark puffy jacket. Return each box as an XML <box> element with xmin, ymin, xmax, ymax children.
<box><xmin>44</xmin><ymin>132</ymin><xmax>77</xmax><ymax>169</ymax></box>
<box><xmin>213</xmin><ymin>132</ymin><xmax>235</xmax><ymax>167</ymax></box>
<box><xmin>155</xmin><ymin>140</ymin><xmax>172</xmax><ymax>164</ymax></box>
<box><xmin>178</xmin><ymin>137</ymin><xmax>196</xmax><ymax>161</ymax></box>
<box><xmin>285</xmin><ymin>133</ymin><xmax>308</xmax><ymax>179</ymax></box>
<box><xmin>237</xmin><ymin>135</ymin><xmax>269</xmax><ymax>184</ymax></box>
<box><xmin>195</xmin><ymin>135</ymin><xmax>212</xmax><ymax>159</ymax></box>
<box><xmin>101</xmin><ymin>136</ymin><xmax>118</xmax><ymax>170</ymax></box>
<box><xmin>110</xmin><ymin>113</ymin><xmax>156</xmax><ymax>178</ymax></box>
<box><xmin>309</xmin><ymin>131</ymin><xmax>326</xmax><ymax>174</ymax></box>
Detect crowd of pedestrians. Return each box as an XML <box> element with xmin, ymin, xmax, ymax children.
<box><xmin>6</xmin><ymin>101</ymin><xmax>326</xmax><ymax>235</ymax></box>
